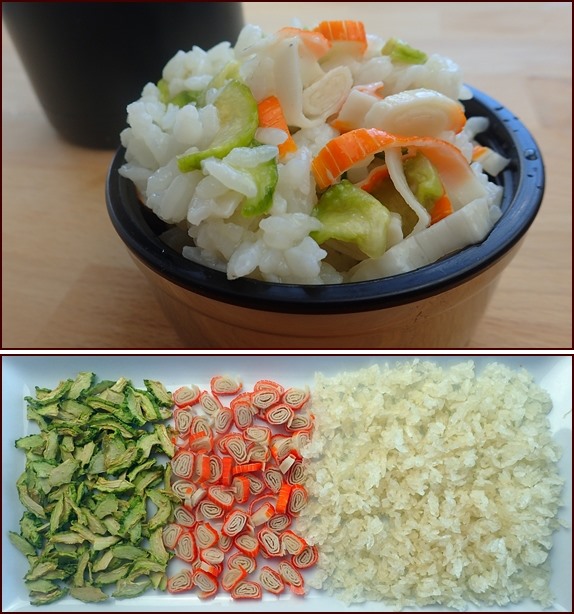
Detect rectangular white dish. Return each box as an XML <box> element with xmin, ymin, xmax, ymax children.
<box><xmin>2</xmin><ymin>355</ymin><xmax>571</xmax><ymax>612</ymax></box>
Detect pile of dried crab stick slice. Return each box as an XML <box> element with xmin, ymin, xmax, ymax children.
<box><xmin>164</xmin><ymin>376</ymin><xmax>318</xmax><ymax>599</ymax></box>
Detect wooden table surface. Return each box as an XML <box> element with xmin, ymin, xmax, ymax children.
<box><xmin>3</xmin><ymin>2</ymin><xmax>572</xmax><ymax>349</ymax></box>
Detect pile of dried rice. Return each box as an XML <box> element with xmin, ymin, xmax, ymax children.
<box><xmin>298</xmin><ymin>360</ymin><xmax>564</xmax><ymax>609</ymax></box>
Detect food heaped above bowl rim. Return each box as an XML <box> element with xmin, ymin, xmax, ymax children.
<box><xmin>106</xmin><ymin>86</ymin><xmax>544</xmax><ymax>314</ymax></box>
<box><xmin>106</xmin><ymin>19</ymin><xmax>544</xmax><ymax>315</ymax></box>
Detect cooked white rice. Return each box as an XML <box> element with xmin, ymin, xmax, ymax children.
<box><xmin>298</xmin><ymin>360</ymin><xmax>564</xmax><ymax>609</ymax></box>
<box><xmin>119</xmin><ymin>23</ymin><xmax>506</xmax><ymax>284</ymax></box>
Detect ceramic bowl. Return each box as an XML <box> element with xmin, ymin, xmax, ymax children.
<box><xmin>106</xmin><ymin>87</ymin><xmax>544</xmax><ymax>348</ymax></box>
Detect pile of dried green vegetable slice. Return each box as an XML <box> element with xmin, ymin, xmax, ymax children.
<box><xmin>9</xmin><ymin>372</ymin><xmax>177</xmax><ymax>605</ymax></box>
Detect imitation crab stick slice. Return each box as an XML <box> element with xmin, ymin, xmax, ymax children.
<box><xmin>254</xmin><ymin>379</ymin><xmax>285</xmax><ymax>394</ymax></box>
<box><xmin>206</xmin><ymin>485</ymin><xmax>235</xmax><ymax>510</ymax></box>
<box><xmin>232</xmin><ymin>476</ymin><xmax>251</xmax><ymax>504</ymax></box>
<box><xmin>167</xmin><ymin>568</ymin><xmax>195</xmax><ymax>593</ymax></box>
<box><xmin>210</xmin><ymin>375</ymin><xmax>242</xmax><ymax>396</ymax></box>
<box><xmin>311</xmin><ymin>128</ymin><xmax>487</xmax><ymax>209</ymax></box>
<box><xmin>199</xmin><ymin>392</ymin><xmax>223</xmax><ymax>417</ymax></box>
<box><xmin>193</xmin><ymin>570</ymin><xmax>218</xmax><ymax>599</ymax></box>
<box><xmin>264</xmin><ymin>404</ymin><xmax>294</xmax><ymax>426</ymax></box>
<box><xmin>263</xmin><ymin>467</ymin><xmax>283</xmax><ymax>493</ymax></box>
<box><xmin>195</xmin><ymin>522</ymin><xmax>219</xmax><ymax>549</ymax></box>
<box><xmin>222</xmin><ymin>510</ymin><xmax>249</xmax><ymax>537</ymax></box>
<box><xmin>221</xmin><ymin>567</ymin><xmax>248</xmax><ymax>592</ymax></box>
<box><xmin>250</xmin><ymin>501</ymin><xmax>276</xmax><ymax>527</ymax></box>
<box><xmin>232</xmin><ymin>462</ymin><xmax>264</xmax><ymax>476</ymax></box>
<box><xmin>276</xmin><ymin>27</ymin><xmax>331</xmax><ymax>59</ymax></box>
<box><xmin>162</xmin><ymin>523</ymin><xmax>183</xmax><ymax>550</ymax></box>
<box><xmin>174</xmin><ymin>407</ymin><xmax>193</xmax><ymax>437</ymax></box>
<box><xmin>430</xmin><ymin>193</ymin><xmax>454</xmax><ymax>225</ymax></box>
<box><xmin>278</xmin><ymin>561</ymin><xmax>305</xmax><ymax>595</ymax></box>
<box><xmin>175</xmin><ymin>531</ymin><xmax>197</xmax><ymax>563</ymax></box>
<box><xmin>173</xmin><ymin>385</ymin><xmax>200</xmax><ymax>408</ymax></box>
<box><xmin>281</xmin><ymin>530</ymin><xmax>307</xmax><ymax>555</ymax></box>
<box><xmin>292</xmin><ymin>544</ymin><xmax>319</xmax><ymax>569</ymax></box>
<box><xmin>248</xmin><ymin>444</ymin><xmax>270</xmax><ymax>463</ymax></box>
<box><xmin>259</xmin><ymin>566</ymin><xmax>285</xmax><ymax>594</ymax></box>
<box><xmin>171</xmin><ymin>479</ymin><xmax>195</xmax><ymax>501</ymax></box>
<box><xmin>267</xmin><ymin>513</ymin><xmax>292</xmax><ymax>532</ymax></box>
<box><xmin>232</xmin><ymin>402</ymin><xmax>254</xmax><ymax>430</ymax></box>
<box><xmin>258</xmin><ymin>526</ymin><xmax>283</xmax><ymax>557</ymax></box>
<box><xmin>197</xmin><ymin>499</ymin><xmax>225</xmax><ymax>521</ymax></box>
<box><xmin>314</xmin><ymin>20</ymin><xmax>368</xmax><ymax>54</ymax></box>
<box><xmin>227</xmin><ymin>552</ymin><xmax>257</xmax><ymax>574</ymax></box>
<box><xmin>174</xmin><ymin>505</ymin><xmax>196</xmax><ymax>528</ymax></box>
<box><xmin>171</xmin><ymin>450</ymin><xmax>195</xmax><ymax>479</ymax></box>
<box><xmin>257</xmin><ymin>96</ymin><xmax>298</xmax><ymax>159</ymax></box>
<box><xmin>244</xmin><ymin>426</ymin><xmax>272</xmax><ymax>446</ymax></box>
<box><xmin>472</xmin><ymin>144</ymin><xmax>510</xmax><ymax>176</ymax></box>
<box><xmin>235</xmin><ymin>534</ymin><xmax>260</xmax><ymax>558</ymax></box>
<box><xmin>286</xmin><ymin>461</ymin><xmax>306</xmax><ymax>486</ymax></box>
<box><xmin>213</xmin><ymin>407</ymin><xmax>233</xmax><ymax>435</ymax></box>
<box><xmin>200</xmin><ymin>547</ymin><xmax>225</xmax><ymax>566</ymax></box>
<box><xmin>287</xmin><ymin>484</ymin><xmax>308</xmax><ymax>516</ymax></box>
<box><xmin>288</xmin><ymin>413</ymin><xmax>314</xmax><ymax>432</ymax></box>
<box><xmin>275</xmin><ymin>483</ymin><xmax>293</xmax><ymax>514</ymax></box>
<box><xmin>364</xmin><ymin>88</ymin><xmax>467</xmax><ymax>138</ymax></box>
<box><xmin>311</xmin><ymin>128</ymin><xmax>392</xmax><ymax>189</ymax></box>
<box><xmin>231</xmin><ymin>580</ymin><xmax>263</xmax><ymax>600</ymax></box>
<box><xmin>332</xmin><ymin>83</ymin><xmax>385</xmax><ymax>133</ymax></box>
<box><xmin>282</xmin><ymin>387</ymin><xmax>310</xmax><ymax>410</ymax></box>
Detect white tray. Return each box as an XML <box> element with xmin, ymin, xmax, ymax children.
<box><xmin>2</xmin><ymin>355</ymin><xmax>571</xmax><ymax>612</ymax></box>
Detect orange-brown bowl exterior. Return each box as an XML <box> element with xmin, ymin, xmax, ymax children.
<box><xmin>129</xmin><ymin>242</ymin><xmax>521</xmax><ymax>348</ymax></box>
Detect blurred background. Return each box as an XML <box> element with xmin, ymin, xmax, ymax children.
<box><xmin>2</xmin><ymin>2</ymin><xmax>572</xmax><ymax>348</ymax></box>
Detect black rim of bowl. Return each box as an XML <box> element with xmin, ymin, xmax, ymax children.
<box><xmin>106</xmin><ymin>86</ymin><xmax>545</xmax><ymax>315</ymax></box>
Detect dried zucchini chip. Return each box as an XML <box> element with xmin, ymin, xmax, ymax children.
<box><xmin>10</xmin><ymin>372</ymin><xmax>175</xmax><ymax>606</ymax></box>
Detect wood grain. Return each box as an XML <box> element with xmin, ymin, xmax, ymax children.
<box><xmin>2</xmin><ymin>2</ymin><xmax>571</xmax><ymax>348</ymax></box>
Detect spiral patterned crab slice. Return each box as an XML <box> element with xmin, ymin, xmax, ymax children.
<box><xmin>167</xmin><ymin>568</ymin><xmax>195</xmax><ymax>593</ymax></box>
<box><xmin>194</xmin><ymin>522</ymin><xmax>219</xmax><ymax>549</ymax></box>
<box><xmin>174</xmin><ymin>505</ymin><xmax>196</xmax><ymax>528</ymax></box>
<box><xmin>174</xmin><ymin>407</ymin><xmax>194</xmax><ymax>436</ymax></box>
<box><xmin>259</xmin><ymin>565</ymin><xmax>285</xmax><ymax>595</ymax></box>
<box><xmin>258</xmin><ymin>526</ymin><xmax>283</xmax><ymax>557</ymax></box>
<box><xmin>173</xmin><ymin>385</ymin><xmax>201</xmax><ymax>408</ymax></box>
<box><xmin>162</xmin><ymin>523</ymin><xmax>183</xmax><ymax>551</ymax></box>
<box><xmin>193</xmin><ymin>569</ymin><xmax>218</xmax><ymax>599</ymax></box>
<box><xmin>221</xmin><ymin>567</ymin><xmax>248</xmax><ymax>592</ymax></box>
<box><xmin>292</xmin><ymin>544</ymin><xmax>319</xmax><ymax>569</ymax></box>
<box><xmin>171</xmin><ymin>478</ymin><xmax>195</xmax><ymax>500</ymax></box>
<box><xmin>267</xmin><ymin>513</ymin><xmax>292</xmax><ymax>532</ymax></box>
<box><xmin>213</xmin><ymin>407</ymin><xmax>233</xmax><ymax>434</ymax></box>
<box><xmin>199</xmin><ymin>391</ymin><xmax>223</xmax><ymax>417</ymax></box>
<box><xmin>282</xmin><ymin>386</ymin><xmax>310</xmax><ymax>410</ymax></box>
<box><xmin>281</xmin><ymin>530</ymin><xmax>307</xmax><ymax>555</ymax></box>
<box><xmin>222</xmin><ymin>509</ymin><xmax>249</xmax><ymax>537</ymax></box>
<box><xmin>200</xmin><ymin>546</ymin><xmax>225</xmax><ymax>565</ymax></box>
<box><xmin>175</xmin><ymin>531</ymin><xmax>197</xmax><ymax>563</ymax></box>
<box><xmin>234</xmin><ymin>533</ymin><xmax>260</xmax><ymax>558</ymax></box>
<box><xmin>227</xmin><ymin>552</ymin><xmax>257</xmax><ymax>574</ymax></box>
<box><xmin>264</xmin><ymin>403</ymin><xmax>294</xmax><ymax>426</ymax></box>
<box><xmin>210</xmin><ymin>375</ymin><xmax>242</xmax><ymax>396</ymax></box>
<box><xmin>278</xmin><ymin>561</ymin><xmax>305</xmax><ymax>595</ymax></box>
<box><xmin>171</xmin><ymin>450</ymin><xmax>195</xmax><ymax>479</ymax></box>
<box><xmin>231</xmin><ymin>581</ymin><xmax>263</xmax><ymax>600</ymax></box>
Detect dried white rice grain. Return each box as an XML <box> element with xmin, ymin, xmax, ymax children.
<box><xmin>298</xmin><ymin>360</ymin><xmax>564</xmax><ymax>610</ymax></box>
